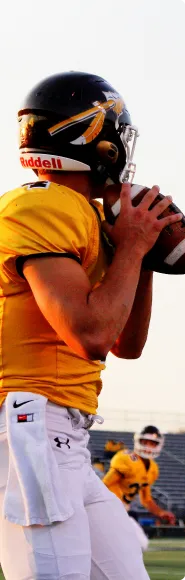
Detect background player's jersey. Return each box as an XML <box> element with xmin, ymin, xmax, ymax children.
<box><xmin>0</xmin><ymin>181</ymin><xmax>109</xmax><ymax>413</ymax></box>
<box><xmin>103</xmin><ymin>450</ymin><xmax>159</xmax><ymax>508</ymax></box>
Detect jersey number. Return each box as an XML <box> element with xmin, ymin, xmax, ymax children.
<box><xmin>123</xmin><ymin>482</ymin><xmax>148</xmax><ymax>504</ymax></box>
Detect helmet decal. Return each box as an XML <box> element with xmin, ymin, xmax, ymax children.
<box><xmin>49</xmin><ymin>93</ymin><xmax>125</xmax><ymax>143</ymax></box>
<box><xmin>70</xmin><ymin>111</ymin><xmax>105</xmax><ymax>145</ymax></box>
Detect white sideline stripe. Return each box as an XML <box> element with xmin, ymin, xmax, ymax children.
<box><xmin>164</xmin><ymin>239</ymin><xmax>185</xmax><ymax>265</ymax></box>
<box><xmin>111</xmin><ymin>184</ymin><xmax>145</xmax><ymax>217</ymax></box>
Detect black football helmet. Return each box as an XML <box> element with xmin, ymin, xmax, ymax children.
<box><xmin>18</xmin><ymin>71</ymin><xmax>139</xmax><ymax>184</ymax></box>
<box><xmin>134</xmin><ymin>425</ymin><xmax>164</xmax><ymax>459</ymax></box>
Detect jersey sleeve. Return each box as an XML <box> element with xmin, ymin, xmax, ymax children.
<box><xmin>110</xmin><ymin>451</ymin><xmax>130</xmax><ymax>475</ymax></box>
<box><xmin>103</xmin><ymin>467</ymin><xmax>121</xmax><ymax>487</ymax></box>
<box><xmin>0</xmin><ymin>182</ymin><xmax>96</xmax><ymax>283</ymax></box>
<box><xmin>139</xmin><ymin>484</ymin><xmax>152</xmax><ymax>506</ymax></box>
<box><xmin>139</xmin><ymin>461</ymin><xmax>159</xmax><ymax>507</ymax></box>
<box><xmin>151</xmin><ymin>461</ymin><xmax>159</xmax><ymax>484</ymax></box>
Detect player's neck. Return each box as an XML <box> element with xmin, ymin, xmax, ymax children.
<box><xmin>37</xmin><ymin>172</ymin><xmax>93</xmax><ymax>202</ymax></box>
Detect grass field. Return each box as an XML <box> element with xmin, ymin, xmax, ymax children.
<box><xmin>144</xmin><ymin>539</ymin><xmax>185</xmax><ymax>580</ymax></box>
<box><xmin>0</xmin><ymin>538</ymin><xmax>184</xmax><ymax>579</ymax></box>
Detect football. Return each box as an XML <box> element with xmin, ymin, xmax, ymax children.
<box><xmin>103</xmin><ymin>184</ymin><xmax>185</xmax><ymax>274</ymax></box>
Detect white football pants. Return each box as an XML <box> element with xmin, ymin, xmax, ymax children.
<box><xmin>129</xmin><ymin>517</ymin><xmax>149</xmax><ymax>552</ymax></box>
<box><xmin>0</xmin><ymin>400</ymin><xmax>149</xmax><ymax>580</ymax></box>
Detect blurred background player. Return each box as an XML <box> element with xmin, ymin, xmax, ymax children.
<box><xmin>103</xmin><ymin>425</ymin><xmax>176</xmax><ymax>550</ymax></box>
<box><xmin>92</xmin><ymin>441</ymin><xmax>126</xmax><ymax>478</ymax></box>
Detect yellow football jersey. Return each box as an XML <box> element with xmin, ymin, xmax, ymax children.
<box><xmin>103</xmin><ymin>450</ymin><xmax>159</xmax><ymax>507</ymax></box>
<box><xmin>0</xmin><ymin>181</ymin><xmax>109</xmax><ymax>414</ymax></box>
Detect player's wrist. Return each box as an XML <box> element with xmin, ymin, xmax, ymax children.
<box><xmin>115</xmin><ymin>243</ymin><xmax>144</xmax><ymax>263</ymax></box>
<box><xmin>159</xmin><ymin>510</ymin><xmax>166</xmax><ymax>518</ymax></box>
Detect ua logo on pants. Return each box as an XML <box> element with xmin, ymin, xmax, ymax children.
<box><xmin>0</xmin><ymin>400</ymin><xmax>149</xmax><ymax>580</ymax></box>
<box><xmin>54</xmin><ymin>436</ymin><xmax>70</xmax><ymax>449</ymax></box>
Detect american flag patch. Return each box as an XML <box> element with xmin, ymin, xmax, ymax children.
<box><xmin>17</xmin><ymin>413</ymin><xmax>34</xmax><ymax>423</ymax></box>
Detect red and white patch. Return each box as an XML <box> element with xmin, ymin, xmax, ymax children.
<box><xmin>17</xmin><ymin>414</ymin><xmax>34</xmax><ymax>423</ymax></box>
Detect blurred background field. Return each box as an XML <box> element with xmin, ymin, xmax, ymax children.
<box><xmin>144</xmin><ymin>539</ymin><xmax>185</xmax><ymax>580</ymax></box>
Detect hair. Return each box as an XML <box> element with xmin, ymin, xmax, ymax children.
<box><xmin>141</xmin><ymin>425</ymin><xmax>161</xmax><ymax>436</ymax></box>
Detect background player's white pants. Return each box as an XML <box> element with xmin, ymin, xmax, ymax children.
<box><xmin>0</xmin><ymin>400</ymin><xmax>149</xmax><ymax>580</ymax></box>
<box><xmin>129</xmin><ymin>516</ymin><xmax>149</xmax><ymax>552</ymax></box>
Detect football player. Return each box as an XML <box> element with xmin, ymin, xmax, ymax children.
<box><xmin>103</xmin><ymin>425</ymin><xmax>176</xmax><ymax>550</ymax></box>
<box><xmin>0</xmin><ymin>72</ymin><xmax>181</xmax><ymax>580</ymax></box>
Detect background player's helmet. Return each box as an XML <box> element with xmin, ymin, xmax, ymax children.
<box><xmin>134</xmin><ymin>425</ymin><xmax>164</xmax><ymax>459</ymax></box>
<box><xmin>18</xmin><ymin>71</ymin><xmax>139</xmax><ymax>184</ymax></box>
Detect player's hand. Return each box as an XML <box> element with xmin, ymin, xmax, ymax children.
<box><xmin>102</xmin><ymin>183</ymin><xmax>182</xmax><ymax>258</ymax></box>
<box><xmin>160</xmin><ymin>510</ymin><xmax>176</xmax><ymax>525</ymax></box>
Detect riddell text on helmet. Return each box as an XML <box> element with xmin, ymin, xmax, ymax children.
<box><xmin>20</xmin><ymin>155</ymin><xmax>62</xmax><ymax>170</ymax></box>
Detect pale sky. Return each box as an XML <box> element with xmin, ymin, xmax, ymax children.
<box><xmin>1</xmin><ymin>0</ymin><xmax>185</xmax><ymax>431</ymax></box>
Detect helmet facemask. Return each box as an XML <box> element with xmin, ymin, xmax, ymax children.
<box><xmin>134</xmin><ymin>431</ymin><xmax>164</xmax><ymax>460</ymax></box>
<box><xmin>94</xmin><ymin>122</ymin><xmax>139</xmax><ymax>185</ymax></box>
<box><xmin>119</xmin><ymin>124</ymin><xmax>139</xmax><ymax>183</ymax></box>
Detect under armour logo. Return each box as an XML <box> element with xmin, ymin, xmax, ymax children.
<box><xmin>54</xmin><ymin>436</ymin><xmax>70</xmax><ymax>449</ymax></box>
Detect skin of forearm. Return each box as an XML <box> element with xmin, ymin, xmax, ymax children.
<box><xmin>143</xmin><ymin>498</ymin><xmax>164</xmax><ymax>517</ymax></box>
<box><xmin>86</xmin><ymin>246</ymin><xmax>143</xmax><ymax>357</ymax></box>
<box><xmin>111</xmin><ymin>269</ymin><xmax>153</xmax><ymax>358</ymax></box>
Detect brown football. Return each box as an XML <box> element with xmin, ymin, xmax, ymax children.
<box><xmin>103</xmin><ymin>183</ymin><xmax>185</xmax><ymax>274</ymax></box>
